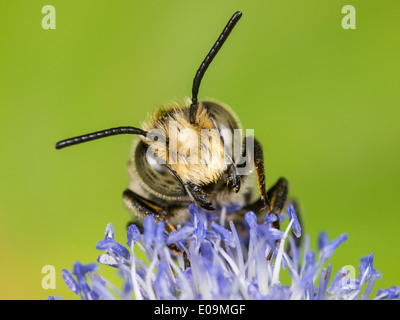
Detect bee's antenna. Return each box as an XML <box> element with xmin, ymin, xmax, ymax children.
<box><xmin>189</xmin><ymin>11</ymin><xmax>242</xmax><ymax>124</ymax></box>
<box><xmin>55</xmin><ymin>126</ymin><xmax>148</xmax><ymax>149</ymax></box>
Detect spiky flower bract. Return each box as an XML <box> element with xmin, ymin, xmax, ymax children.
<box><xmin>50</xmin><ymin>204</ymin><xmax>399</xmax><ymax>300</ymax></box>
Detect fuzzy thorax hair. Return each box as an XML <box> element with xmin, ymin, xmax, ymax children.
<box><xmin>140</xmin><ymin>99</ymin><xmax>230</xmax><ymax>186</ymax></box>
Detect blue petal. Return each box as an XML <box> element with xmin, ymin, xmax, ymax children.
<box><xmin>194</xmin><ymin>217</ymin><xmax>206</xmax><ymax>244</ymax></box>
<box><xmin>245</xmin><ymin>211</ymin><xmax>258</xmax><ymax>230</ymax></box>
<box><xmin>305</xmin><ymin>250</ymin><xmax>316</xmax><ymax>269</ymax></box>
<box><xmin>79</xmin><ymin>263</ymin><xmax>99</xmax><ymax>274</ymax></box>
<box><xmin>96</xmin><ymin>239</ymin><xmax>117</xmax><ymax>251</ymax></box>
<box><xmin>287</xmin><ymin>205</ymin><xmax>301</xmax><ymax>238</ymax></box>
<box><xmin>47</xmin><ymin>296</ymin><xmax>63</xmax><ymax>300</ymax></box>
<box><xmin>200</xmin><ymin>241</ymin><xmax>214</xmax><ymax>265</ymax></box>
<box><xmin>127</xmin><ymin>224</ymin><xmax>141</xmax><ymax>245</ymax></box>
<box><xmin>189</xmin><ymin>203</ymin><xmax>200</xmax><ymax>223</ymax></box>
<box><xmin>375</xmin><ymin>286</ymin><xmax>400</xmax><ymax>300</ymax></box>
<box><xmin>279</xmin><ymin>210</ymin><xmax>286</xmax><ymax>223</ymax></box>
<box><xmin>264</xmin><ymin>213</ymin><xmax>277</xmax><ymax>225</ymax></box>
<box><xmin>318</xmin><ymin>231</ymin><xmax>329</xmax><ymax>251</ymax></box>
<box><xmin>90</xmin><ymin>278</ymin><xmax>115</xmax><ymax>300</ymax></box>
<box><xmin>155</xmin><ymin>220</ymin><xmax>166</xmax><ymax>245</ymax></box>
<box><xmin>96</xmin><ymin>239</ymin><xmax>130</xmax><ymax>260</ymax></box>
<box><xmin>210</xmin><ymin>222</ymin><xmax>235</xmax><ymax>247</ymax></box>
<box><xmin>298</xmin><ymin>262</ymin><xmax>316</xmax><ymax>291</ymax></box>
<box><xmin>167</xmin><ymin>226</ymin><xmax>195</xmax><ymax>245</ymax></box>
<box><xmin>266</xmin><ymin>284</ymin><xmax>291</xmax><ymax>300</ymax></box>
<box><xmin>321</xmin><ymin>233</ymin><xmax>348</xmax><ymax>261</ymax></box>
<box><xmin>317</xmin><ymin>263</ymin><xmax>332</xmax><ymax>300</ymax></box>
<box><xmin>153</xmin><ymin>262</ymin><xmax>175</xmax><ymax>299</ymax></box>
<box><xmin>287</xmin><ymin>235</ymin><xmax>300</xmax><ymax>266</ymax></box>
<box><xmin>97</xmin><ymin>254</ymin><xmax>119</xmax><ymax>267</ymax></box>
<box><xmin>214</xmin><ymin>266</ymin><xmax>232</xmax><ymax>298</ymax></box>
<box><xmin>143</xmin><ymin>215</ymin><xmax>156</xmax><ymax>248</ymax></box>
<box><xmin>61</xmin><ymin>269</ymin><xmax>81</xmax><ymax>296</ymax></box>
<box><xmin>224</xmin><ymin>202</ymin><xmax>243</xmax><ymax>213</ymax></box>
<box><xmin>123</xmin><ymin>280</ymin><xmax>132</xmax><ymax>297</ymax></box>
<box><xmin>72</xmin><ymin>262</ymin><xmax>95</xmax><ymax>300</ymax></box>
<box><xmin>328</xmin><ymin>266</ymin><xmax>359</xmax><ymax>296</ymax></box>
<box><xmin>258</xmin><ymin>224</ymin><xmax>282</xmax><ymax>249</ymax></box>
<box><xmin>247</xmin><ymin>282</ymin><xmax>265</xmax><ymax>299</ymax></box>
<box><xmin>104</xmin><ymin>223</ymin><xmax>115</xmax><ymax>240</ymax></box>
<box><xmin>358</xmin><ymin>253</ymin><xmax>379</xmax><ymax>282</ymax></box>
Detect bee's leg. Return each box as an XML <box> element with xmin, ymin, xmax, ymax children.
<box><xmin>260</xmin><ymin>177</ymin><xmax>289</xmax><ymax>260</ymax></box>
<box><xmin>185</xmin><ymin>183</ymin><xmax>215</xmax><ymax>211</ymax></box>
<box><xmin>123</xmin><ymin>189</ymin><xmax>190</xmax><ymax>268</ymax></box>
<box><xmin>266</xmin><ymin>177</ymin><xmax>289</xmax><ymax>230</ymax></box>
<box><xmin>252</xmin><ymin>137</ymin><xmax>270</xmax><ymax>211</ymax></box>
<box><xmin>229</xmin><ymin>177</ymin><xmax>288</xmax><ymax>227</ymax></box>
<box><xmin>237</xmin><ymin>137</ymin><xmax>287</xmax><ymax>224</ymax></box>
<box><xmin>123</xmin><ymin>189</ymin><xmax>171</xmax><ymax>226</ymax></box>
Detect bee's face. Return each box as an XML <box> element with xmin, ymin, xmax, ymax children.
<box><xmin>131</xmin><ymin>100</ymin><xmax>243</xmax><ymax>205</ymax></box>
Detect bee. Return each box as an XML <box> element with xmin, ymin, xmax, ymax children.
<box><xmin>55</xmin><ymin>11</ymin><xmax>293</xmax><ymax>240</ymax></box>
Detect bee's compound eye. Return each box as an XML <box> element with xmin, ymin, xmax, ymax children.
<box><xmin>204</xmin><ymin>101</ymin><xmax>242</xmax><ymax>161</ymax></box>
<box><xmin>203</xmin><ymin>101</ymin><xmax>241</xmax><ymax>133</ymax></box>
<box><xmin>133</xmin><ymin>140</ymin><xmax>186</xmax><ymax>199</ymax></box>
<box><xmin>219</xmin><ymin>122</ymin><xmax>232</xmax><ymax>149</ymax></box>
<box><xmin>145</xmin><ymin>149</ymin><xmax>165</xmax><ymax>174</ymax></box>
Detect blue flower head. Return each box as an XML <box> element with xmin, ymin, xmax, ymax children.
<box><xmin>56</xmin><ymin>204</ymin><xmax>399</xmax><ymax>300</ymax></box>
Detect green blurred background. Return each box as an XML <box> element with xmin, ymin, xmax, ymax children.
<box><xmin>0</xmin><ymin>0</ymin><xmax>399</xmax><ymax>299</ymax></box>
